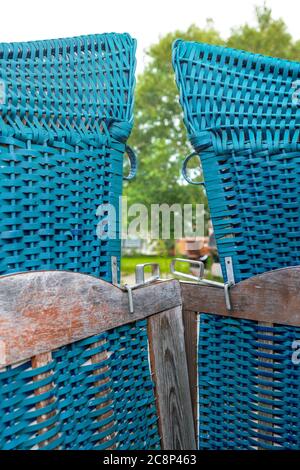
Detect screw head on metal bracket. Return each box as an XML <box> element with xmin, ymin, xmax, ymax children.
<box><xmin>224</xmin><ymin>257</ymin><xmax>235</xmax><ymax>311</ymax></box>
<box><xmin>225</xmin><ymin>256</ymin><xmax>235</xmax><ymax>286</ymax></box>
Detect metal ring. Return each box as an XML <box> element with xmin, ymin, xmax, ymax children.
<box><xmin>123</xmin><ymin>145</ymin><xmax>137</xmax><ymax>181</ymax></box>
<box><xmin>182</xmin><ymin>152</ymin><xmax>205</xmax><ymax>186</ymax></box>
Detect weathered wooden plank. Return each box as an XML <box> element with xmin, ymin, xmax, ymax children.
<box><xmin>182</xmin><ymin>309</ymin><xmax>198</xmax><ymax>440</ymax></box>
<box><xmin>148</xmin><ymin>307</ymin><xmax>197</xmax><ymax>450</ymax></box>
<box><xmin>181</xmin><ymin>267</ymin><xmax>300</xmax><ymax>326</ymax></box>
<box><xmin>0</xmin><ymin>271</ymin><xmax>181</xmax><ymax>367</ymax></box>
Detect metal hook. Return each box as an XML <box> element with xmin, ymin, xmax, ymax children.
<box><xmin>123</xmin><ymin>263</ymin><xmax>161</xmax><ymax>314</ymax></box>
<box><xmin>170</xmin><ymin>256</ymin><xmax>235</xmax><ymax>311</ymax></box>
<box><xmin>123</xmin><ymin>145</ymin><xmax>137</xmax><ymax>181</ymax></box>
<box><xmin>170</xmin><ymin>258</ymin><xmax>204</xmax><ymax>281</ymax></box>
<box><xmin>182</xmin><ymin>152</ymin><xmax>205</xmax><ymax>186</ymax></box>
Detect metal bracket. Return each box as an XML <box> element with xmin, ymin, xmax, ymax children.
<box><xmin>224</xmin><ymin>256</ymin><xmax>235</xmax><ymax>310</ymax></box>
<box><xmin>123</xmin><ymin>263</ymin><xmax>161</xmax><ymax>314</ymax></box>
<box><xmin>170</xmin><ymin>258</ymin><xmax>204</xmax><ymax>282</ymax></box>
<box><xmin>111</xmin><ymin>256</ymin><xmax>119</xmax><ymax>286</ymax></box>
<box><xmin>225</xmin><ymin>256</ymin><xmax>235</xmax><ymax>285</ymax></box>
<box><xmin>170</xmin><ymin>256</ymin><xmax>235</xmax><ymax>311</ymax></box>
<box><xmin>135</xmin><ymin>263</ymin><xmax>160</xmax><ymax>284</ymax></box>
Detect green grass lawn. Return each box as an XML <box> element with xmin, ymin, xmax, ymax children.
<box><xmin>121</xmin><ymin>255</ymin><xmax>178</xmax><ymax>277</ymax></box>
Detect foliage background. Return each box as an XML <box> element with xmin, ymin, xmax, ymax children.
<box><xmin>124</xmin><ymin>4</ymin><xmax>300</xmax><ymax>251</ymax></box>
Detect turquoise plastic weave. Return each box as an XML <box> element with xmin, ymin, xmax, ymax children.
<box><xmin>0</xmin><ymin>34</ymin><xmax>136</xmax><ymax>281</ymax></box>
<box><xmin>173</xmin><ymin>41</ymin><xmax>300</xmax><ymax>449</ymax></box>
<box><xmin>0</xmin><ymin>319</ymin><xmax>160</xmax><ymax>450</ymax></box>
<box><xmin>0</xmin><ymin>35</ymin><xmax>161</xmax><ymax>450</ymax></box>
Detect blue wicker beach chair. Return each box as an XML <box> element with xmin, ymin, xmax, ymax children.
<box><xmin>173</xmin><ymin>40</ymin><xmax>300</xmax><ymax>449</ymax></box>
<box><xmin>0</xmin><ymin>34</ymin><xmax>160</xmax><ymax>450</ymax></box>
<box><xmin>0</xmin><ymin>33</ymin><xmax>137</xmax><ymax>281</ymax></box>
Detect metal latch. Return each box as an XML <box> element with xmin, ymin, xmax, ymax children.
<box><xmin>224</xmin><ymin>256</ymin><xmax>235</xmax><ymax>310</ymax></box>
<box><xmin>170</xmin><ymin>258</ymin><xmax>204</xmax><ymax>282</ymax></box>
<box><xmin>123</xmin><ymin>263</ymin><xmax>161</xmax><ymax>314</ymax></box>
<box><xmin>111</xmin><ymin>256</ymin><xmax>119</xmax><ymax>286</ymax></box>
<box><xmin>170</xmin><ymin>257</ymin><xmax>235</xmax><ymax>310</ymax></box>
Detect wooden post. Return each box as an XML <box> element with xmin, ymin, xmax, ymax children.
<box><xmin>148</xmin><ymin>306</ymin><xmax>197</xmax><ymax>450</ymax></box>
<box><xmin>182</xmin><ymin>309</ymin><xmax>198</xmax><ymax>441</ymax></box>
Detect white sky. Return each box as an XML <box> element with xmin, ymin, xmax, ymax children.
<box><xmin>1</xmin><ymin>0</ymin><xmax>299</xmax><ymax>73</ymax></box>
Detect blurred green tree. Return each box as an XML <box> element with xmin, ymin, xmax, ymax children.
<box><xmin>124</xmin><ymin>4</ymin><xmax>300</xmax><ymax>251</ymax></box>
<box><xmin>228</xmin><ymin>4</ymin><xmax>300</xmax><ymax>59</ymax></box>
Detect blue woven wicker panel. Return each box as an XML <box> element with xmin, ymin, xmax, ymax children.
<box><xmin>198</xmin><ymin>315</ymin><xmax>300</xmax><ymax>449</ymax></box>
<box><xmin>173</xmin><ymin>41</ymin><xmax>300</xmax><ymax>449</ymax></box>
<box><xmin>0</xmin><ymin>319</ymin><xmax>160</xmax><ymax>450</ymax></box>
<box><xmin>0</xmin><ymin>34</ymin><xmax>136</xmax><ymax>281</ymax></box>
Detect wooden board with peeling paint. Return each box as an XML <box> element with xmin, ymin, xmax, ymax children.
<box><xmin>0</xmin><ymin>271</ymin><xmax>182</xmax><ymax>366</ymax></box>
